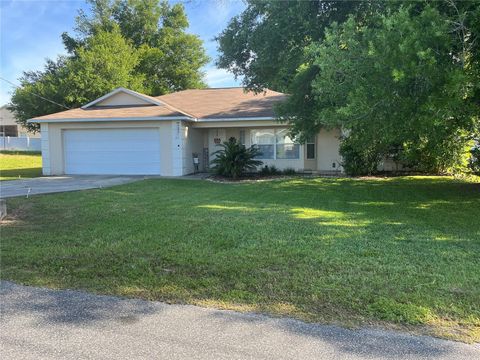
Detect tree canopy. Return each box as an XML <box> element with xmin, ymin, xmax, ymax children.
<box><xmin>10</xmin><ymin>0</ymin><xmax>209</xmax><ymax>132</ymax></box>
<box><xmin>217</xmin><ymin>0</ymin><xmax>479</xmax><ymax>174</ymax></box>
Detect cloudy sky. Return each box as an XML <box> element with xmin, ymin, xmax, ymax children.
<box><xmin>0</xmin><ymin>0</ymin><xmax>246</xmax><ymax>105</ymax></box>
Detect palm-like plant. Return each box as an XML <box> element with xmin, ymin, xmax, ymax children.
<box><xmin>211</xmin><ymin>137</ymin><xmax>263</xmax><ymax>179</ymax></box>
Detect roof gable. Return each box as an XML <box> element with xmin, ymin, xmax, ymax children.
<box><xmin>82</xmin><ymin>87</ymin><xmax>164</xmax><ymax>108</ymax></box>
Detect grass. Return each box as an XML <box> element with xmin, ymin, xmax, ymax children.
<box><xmin>0</xmin><ymin>151</ymin><xmax>42</xmax><ymax>180</ymax></box>
<box><xmin>1</xmin><ymin>176</ymin><xmax>479</xmax><ymax>342</ymax></box>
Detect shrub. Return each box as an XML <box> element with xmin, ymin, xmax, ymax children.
<box><xmin>340</xmin><ymin>139</ymin><xmax>383</xmax><ymax>176</ymax></box>
<box><xmin>282</xmin><ymin>168</ymin><xmax>297</xmax><ymax>175</ymax></box>
<box><xmin>469</xmin><ymin>145</ymin><xmax>480</xmax><ymax>175</ymax></box>
<box><xmin>269</xmin><ymin>165</ymin><xmax>281</xmax><ymax>175</ymax></box>
<box><xmin>259</xmin><ymin>165</ymin><xmax>281</xmax><ymax>176</ymax></box>
<box><xmin>210</xmin><ymin>137</ymin><xmax>263</xmax><ymax>179</ymax></box>
<box><xmin>259</xmin><ymin>165</ymin><xmax>271</xmax><ymax>176</ymax></box>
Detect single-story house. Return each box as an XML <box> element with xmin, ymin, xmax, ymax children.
<box><xmin>29</xmin><ymin>87</ymin><xmax>343</xmax><ymax>176</ymax></box>
<box><xmin>1</xmin><ymin>105</ymin><xmax>39</xmax><ymax>138</ymax></box>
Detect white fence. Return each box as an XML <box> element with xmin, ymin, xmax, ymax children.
<box><xmin>1</xmin><ymin>136</ymin><xmax>41</xmax><ymax>151</ymax></box>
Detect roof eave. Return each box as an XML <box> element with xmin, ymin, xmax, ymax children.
<box><xmin>27</xmin><ymin>116</ymin><xmax>194</xmax><ymax>123</ymax></box>
<box><xmin>196</xmin><ymin>116</ymin><xmax>276</xmax><ymax>122</ymax></box>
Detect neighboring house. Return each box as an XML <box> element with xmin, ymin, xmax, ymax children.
<box><xmin>0</xmin><ymin>105</ymin><xmax>40</xmax><ymax>138</ymax></box>
<box><xmin>28</xmin><ymin>87</ymin><xmax>342</xmax><ymax>176</ymax></box>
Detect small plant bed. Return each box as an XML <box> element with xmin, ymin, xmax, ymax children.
<box><xmin>207</xmin><ymin>172</ymin><xmax>342</xmax><ymax>183</ymax></box>
<box><xmin>208</xmin><ymin>137</ymin><xmax>338</xmax><ymax>182</ymax></box>
<box><xmin>208</xmin><ymin>166</ymin><xmax>306</xmax><ymax>183</ymax></box>
<box><xmin>208</xmin><ymin>174</ymin><xmax>296</xmax><ymax>183</ymax></box>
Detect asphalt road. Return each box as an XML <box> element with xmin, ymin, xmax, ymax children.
<box><xmin>1</xmin><ymin>281</ymin><xmax>478</xmax><ymax>360</ymax></box>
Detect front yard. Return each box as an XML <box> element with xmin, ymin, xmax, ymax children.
<box><xmin>1</xmin><ymin>176</ymin><xmax>479</xmax><ymax>342</ymax></box>
<box><xmin>0</xmin><ymin>151</ymin><xmax>42</xmax><ymax>180</ymax></box>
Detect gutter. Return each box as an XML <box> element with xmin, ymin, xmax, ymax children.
<box><xmin>27</xmin><ymin>116</ymin><xmax>194</xmax><ymax>123</ymax></box>
<box><xmin>28</xmin><ymin>116</ymin><xmax>278</xmax><ymax>124</ymax></box>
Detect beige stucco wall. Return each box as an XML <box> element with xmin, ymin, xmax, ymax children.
<box><xmin>95</xmin><ymin>92</ymin><xmax>152</xmax><ymax>106</ymax></box>
<box><xmin>182</xmin><ymin>124</ymin><xmax>204</xmax><ymax>174</ymax></box>
<box><xmin>316</xmin><ymin>128</ymin><xmax>342</xmax><ymax>172</ymax></box>
<box><xmin>43</xmin><ymin>120</ymin><xmax>175</xmax><ymax>175</ymax></box>
<box><xmin>207</xmin><ymin>128</ymin><xmax>243</xmax><ymax>164</ymax></box>
<box><xmin>1</xmin><ymin>105</ymin><xmax>40</xmax><ymax>137</ymax></box>
<box><xmin>41</xmin><ymin>119</ymin><xmax>343</xmax><ymax>176</ymax></box>
<box><xmin>0</xmin><ymin>106</ymin><xmax>17</xmax><ymax>126</ymax></box>
<box><xmin>204</xmin><ymin>126</ymin><xmax>340</xmax><ymax>173</ymax></box>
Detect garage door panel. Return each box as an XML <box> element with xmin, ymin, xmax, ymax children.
<box><xmin>66</xmin><ymin>138</ymin><xmax>160</xmax><ymax>152</ymax></box>
<box><xmin>66</xmin><ymin>150</ymin><xmax>159</xmax><ymax>160</ymax></box>
<box><xmin>64</xmin><ymin>128</ymin><xmax>161</xmax><ymax>175</ymax></box>
<box><xmin>66</xmin><ymin>144</ymin><xmax>160</xmax><ymax>152</ymax></box>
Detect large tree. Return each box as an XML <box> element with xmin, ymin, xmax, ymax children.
<box><xmin>216</xmin><ymin>0</ymin><xmax>385</xmax><ymax>92</ymax></box>
<box><xmin>217</xmin><ymin>0</ymin><xmax>479</xmax><ymax>174</ymax></box>
<box><xmin>10</xmin><ymin>0</ymin><xmax>208</xmax><ymax>132</ymax></box>
<box><xmin>10</xmin><ymin>27</ymin><xmax>143</xmax><ymax>133</ymax></box>
<box><xmin>64</xmin><ymin>0</ymin><xmax>209</xmax><ymax>94</ymax></box>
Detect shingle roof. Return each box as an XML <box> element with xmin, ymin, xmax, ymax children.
<box><xmin>29</xmin><ymin>87</ymin><xmax>287</xmax><ymax>122</ymax></box>
<box><xmin>31</xmin><ymin>105</ymin><xmax>185</xmax><ymax>121</ymax></box>
<box><xmin>157</xmin><ymin>88</ymin><xmax>286</xmax><ymax>119</ymax></box>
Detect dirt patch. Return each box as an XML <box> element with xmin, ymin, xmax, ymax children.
<box><xmin>0</xmin><ymin>201</ymin><xmax>33</xmax><ymax>225</ymax></box>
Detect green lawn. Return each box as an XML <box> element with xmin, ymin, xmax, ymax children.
<box><xmin>1</xmin><ymin>176</ymin><xmax>479</xmax><ymax>342</ymax></box>
<box><xmin>0</xmin><ymin>151</ymin><xmax>42</xmax><ymax>180</ymax></box>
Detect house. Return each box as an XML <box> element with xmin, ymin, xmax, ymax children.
<box><xmin>1</xmin><ymin>105</ymin><xmax>40</xmax><ymax>138</ymax></box>
<box><xmin>28</xmin><ymin>87</ymin><xmax>342</xmax><ymax>176</ymax></box>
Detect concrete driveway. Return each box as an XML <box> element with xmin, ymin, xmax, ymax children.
<box><xmin>0</xmin><ymin>175</ymin><xmax>144</xmax><ymax>198</ymax></box>
<box><xmin>1</xmin><ymin>281</ymin><xmax>478</xmax><ymax>360</ymax></box>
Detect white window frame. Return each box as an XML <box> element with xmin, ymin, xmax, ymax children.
<box><xmin>239</xmin><ymin>129</ymin><xmax>246</xmax><ymax>145</ymax></box>
<box><xmin>250</xmin><ymin>128</ymin><xmax>300</xmax><ymax>160</ymax></box>
<box><xmin>250</xmin><ymin>128</ymin><xmax>275</xmax><ymax>159</ymax></box>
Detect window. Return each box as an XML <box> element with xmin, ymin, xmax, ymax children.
<box><xmin>250</xmin><ymin>129</ymin><xmax>299</xmax><ymax>160</ymax></box>
<box><xmin>306</xmin><ymin>136</ymin><xmax>316</xmax><ymax>159</ymax></box>
<box><xmin>250</xmin><ymin>129</ymin><xmax>275</xmax><ymax>159</ymax></box>
<box><xmin>239</xmin><ymin>130</ymin><xmax>246</xmax><ymax>145</ymax></box>
<box><xmin>276</xmin><ymin>129</ymin><xmax>300</xmax><ymax>159</ymax></box>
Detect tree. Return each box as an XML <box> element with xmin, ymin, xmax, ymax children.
<box><xmin>279</xmin><ymin>5</ymin><xmax>478</xmax><ymax>174</ymax></box>
<box><xmin>10</xmin><ymin>27</ymin><xmax>143</xmax><ymax>133</ymax></box>
<box><xmin>64</xmin><ymin>0</ymin><xmax>209</xmax><ymax>94</ymax></box>
<box><xmin>10</xmin><ymin>0</ymin><xmax>208</xmax><ymax>132</ymax></box>
<box><xmin>216</xmin><ymin>0</ymin><xmax>385</xmax><ymax>92</ymax></box>
<box><xmin>211</xmin><ymin>137</ymin><xmax>263</xmax><ymax>179</ymax></box>
<box><xmin>218</xmin><ymin>1</ymin><xmax>479</xmax><ymax>174</ymax></box>
<box><xmin>65</xmin><ymin>26</ymin><xmax>144</xmax><ymax>105</ymax></box>
<box><xmin>9</xmin><ymin>58</ymin><xmax>71</xmax><ymax>133</ymax></box>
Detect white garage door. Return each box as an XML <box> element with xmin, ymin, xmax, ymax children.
<box><xmin>64</xmin><ymin>128</ymin><xmax>161</xmax><ymax>175</ymax></box>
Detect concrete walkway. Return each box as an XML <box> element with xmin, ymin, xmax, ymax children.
<box><xmin>1</xmin><ymin>281</ymin><xmax>478</xmax><ymax>360</ymax></box>
<box><xmin>0</xmin><ymin>175</ymin><xmax>144</xmax><ymax>198</ymax></box>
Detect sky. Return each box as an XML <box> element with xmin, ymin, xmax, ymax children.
<box><xmin>0</xmin><ymin>0</ymin><xmax>246</xmax><ymax>105</ymax></box>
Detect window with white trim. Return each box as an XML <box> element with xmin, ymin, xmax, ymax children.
<box><xmin>250</xmin><ymin>129</ymin><xmax>275</xmax><ymax>159</ymax></box>
<box><xmin>239</xmin><ymin>130</ymin><xmax>246</xmax><ymax>145</ymax></box>
<box><xmin>276</xmin><ymin>128</ymin><xmax>300</xmax><ymax>159</ymax></box>
<box><xmin>306</xmin><ymin>136</ymin><xmax>316</xmax><ymax>159</ymax></box>
<box><xmin>250</xmin><ymin>129</ymin><xmax>299</xmax><ymax>159</ymax></box>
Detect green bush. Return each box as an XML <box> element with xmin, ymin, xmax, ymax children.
<box><xmin>340</xmin><ymin>139</ymin><xmax>383</xmax><ymax>176</ymax></box>
<box><xmin>259</xmin><ymin>165</ymin><xmax>281</xmax><ymax>176</ymax></box>
<box><xmin>470</xmin><ymin>146</ymin><xmax>480</xmax><ymax>174</ymax></box>
<box><xmin>399</xmin><ymin>134</ymin><xmax>473</xmax><ymax>174</ymax></box>
<box><xmin>210</xmin><ymin>137</ymin><xmax>263</xmax><ymax>179</ymax></box>
<box><xmin>282</xmin><ymin>168</ymin><xmax>297</xmax><ymax>175</ymax></box>
<box><xmin>269</xmin><ymin>165</ymin><xmax>281</xmax><ymax>175</ymax></box>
